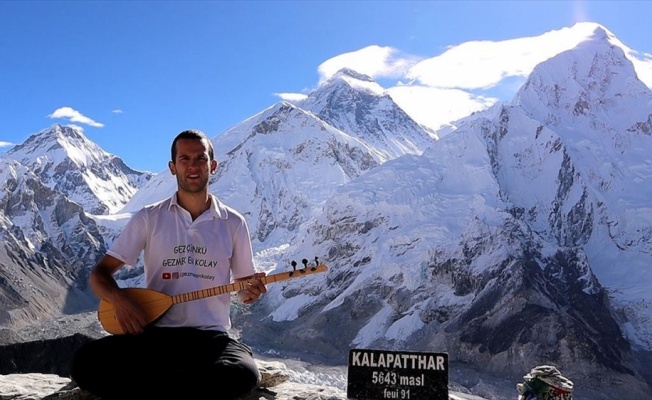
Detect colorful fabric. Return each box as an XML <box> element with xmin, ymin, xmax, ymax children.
<box><xmin>517</xmin><ymin>365</ymin><xmax>573</xmax><ymax>400</ymax></box>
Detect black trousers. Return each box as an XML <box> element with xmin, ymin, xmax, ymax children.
<box><xmin>69</xmin><ymin>327</ymin><xmax>260</xmax><ymax>399</ymax></box>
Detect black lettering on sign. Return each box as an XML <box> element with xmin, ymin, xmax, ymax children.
<box><xmin>347</xmin><ymin>349</ymin><xmax>448</xmax><ymax>400</ymax></box>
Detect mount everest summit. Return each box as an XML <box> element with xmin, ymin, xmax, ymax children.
<box><xmin>0</xmin><ymin>22</ymin><xmax>651</xmax><ymax>399</ymax></box>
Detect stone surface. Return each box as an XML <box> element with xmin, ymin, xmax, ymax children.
<box><xmin>0</xmin><ymin>333</ymin><xmax>94</xmax><ymax>376</ymax></box>
<box><xmin>0</xmin><ymin>360</ymin><xmax>348</xmax><ymax>400</ymax></box>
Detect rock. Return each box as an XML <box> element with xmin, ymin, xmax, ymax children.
<box><xmin>257</xmin><ymin>360</ymin><xmax>291</xmax><ymax>388</ymax></box>
<box><xmin>0</xmin><ymin>333</ymin><xmax>95</xmax><ymax>376</ymax></box>
<box><xmin>0</xmin><ymin>373</ymin><xmax>72</xmax><ymax>400</ymax></box>
<box><xmin>0</xmin><ymin>360</ymin><xmax>347</xmax><ymax>400</ymax></box>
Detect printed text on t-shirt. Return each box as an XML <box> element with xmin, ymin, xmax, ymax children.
<box><xmin>173</xmin><ymin>245</ymin><xmax>208</xmax><ymax>254</ymax></box>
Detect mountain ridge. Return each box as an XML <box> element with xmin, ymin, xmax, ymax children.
<box><xmin>0</xmin><ymin>22</ymin><xmax>651</xmax><ymax>399</ymax></box>
<box><xmin>5</xmin><ymin>124</ymin><xmax>153</xmax><ymax>215</ymax></box>
<box><xmin>233</xmin><ymin>23</ymin><xmax>652</xmax><ymax>398</ymax></box>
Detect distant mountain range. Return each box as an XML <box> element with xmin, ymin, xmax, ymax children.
<box><xmin>1</xmin><ymin>22</ymin><xmax>650</xmax><ymax>399</ymax></box>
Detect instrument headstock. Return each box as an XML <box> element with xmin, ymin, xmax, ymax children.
<box><xmin>289</xmin><ymin>256</ymin><xmax>327</xmax><ymax>276</ymax></box>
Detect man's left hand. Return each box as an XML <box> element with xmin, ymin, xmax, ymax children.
<box><xmin>237</xmin><ymin>272</ymin><xmax>267</xmax><ymax>304</ymax></box>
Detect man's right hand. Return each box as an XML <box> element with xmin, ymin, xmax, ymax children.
<box><xmin>109</xmin><ymin>290</ymin><xmax>149</xmax><ymax>335</ymax></box>
<box><xmin>90</xmin><ymin>254</ymin><xmax>149</xmax><ymax>335</ymax></box>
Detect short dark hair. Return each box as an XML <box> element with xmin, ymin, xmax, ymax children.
<box><xmin>170</xmin><ymin>129</ymin><xmax>215</xmax><ymax>162</ymax></box>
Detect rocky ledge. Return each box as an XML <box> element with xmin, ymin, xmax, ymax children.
<box><xmin>0</xmin><ymin>360</ymin><xmax>348</xmax><ymax>400</ymax></box>
<box><xmin>0</xmin><ymin>330</ymin><xmax>348</xmax><ymax>400</ymax></box>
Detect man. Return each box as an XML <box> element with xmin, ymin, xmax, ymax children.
<box><xmin>70</xmin><ymin>129</ymin><xmax>267</xmax><ymax>399</ymax></box>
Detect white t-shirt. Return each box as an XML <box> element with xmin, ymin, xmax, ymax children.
<box><xmin>107</xmin><ymin>193</ymin><xmax>256</xmax><ymax>331</ymax></box>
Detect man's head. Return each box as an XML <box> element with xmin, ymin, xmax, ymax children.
<box><xmin>169</xmin><ymin>129</ymin><xmax>217</xmax><ymax>194</ymax></box>
<box><xmin>171</xmin><ymin>129</ymin><xmax>214</xmax><ymax>162</ymax></box>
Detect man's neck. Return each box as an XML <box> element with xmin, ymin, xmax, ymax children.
<box><xmin>177</xmin><ymin>191</ymin><xmax>212</xmax><ymax>221</ymax></box>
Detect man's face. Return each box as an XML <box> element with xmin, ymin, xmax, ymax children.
<box><xmin>169</xmin><ymin>138</ymin><xmax>217</xmax><ymax>194</ymax></box>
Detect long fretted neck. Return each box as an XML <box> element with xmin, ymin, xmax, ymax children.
<box><xmin>170</xmin><ymin>264</ymin><xmax>328</xmax><ymax>305</ymax></box>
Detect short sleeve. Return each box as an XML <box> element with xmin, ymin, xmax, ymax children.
<box><xmin>230</xmin><ymin>216</ymin><xmax>256</xmax><ymax>279</ymax></box>
<box><xmin>107</xmin><ymin>208</ymin><xmax>148</xmax><ymax>267</ymax></box>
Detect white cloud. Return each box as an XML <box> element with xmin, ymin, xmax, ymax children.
<box><xmin>317</xmin><ymin>45</ymin><xmax>421</xmax><ymax>84</ymax></box>
<box><xmin>112</xmin><ymin>109</ymin><xmax>123</xmax><ymax>114</ymax></box>
<box><xmin>0</xmin><ymin>141</ymin><xmax>14</xmax><ymax>148</ymax></box>
<box><xmin>388</xmin><ymin>85</ymin><xmax>497</xmax><ymax>131</ymax></box>
<box><xmin>67</xmin><ymin>124</ymin><xmax>85</xmax><ymax>132</ymax></box>
<box><xmin>406</xmin><ymin>22</ymin><xmax>652</xmax><ymax>91</ymax></box>
<box><xmin>48</xmin><ymin>106</ymin><xmax>104</xmax><ymax>128</ymax></box>
<box><xmin>275</xmin><ymin>92</ymin><xmax>308</xmax><ymax>102</ymax></box>
<box><xmin>407</xmin><ymin>23</ymin><xmax>602</xmax><ymax>90</ymax></box>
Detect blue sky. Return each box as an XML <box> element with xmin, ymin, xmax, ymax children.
<box><xmin>2</xmin><ymin>1</ymin><xmax>652</xmax><ymax>173</ymax></box>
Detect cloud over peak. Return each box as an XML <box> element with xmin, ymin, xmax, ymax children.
<box><xmin>317</xmin><ymin>45</ymin><xmax>421</xmax><ymax>85</ymax></box>
<box><xmin>48</xmin><ymin>107</ymin><xmax>104</xmax><ymax>128</ymax></box>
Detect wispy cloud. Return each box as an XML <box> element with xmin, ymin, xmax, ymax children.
<box><xmin>0</xmin><ymin>141</ymin><xmax>14</xmax><ymax>148</ymax></box>
<box><xmin>406</xmin><ymin>23</ymin><xmax>607</xmax><ymax>90</ymax></box>
<box><xmin>112</xmin><ymin>109</ymin><xmax>123</xmax><ymax>114</ymax></box>
<box><xmin>387</xmin><ymin>85</ymin><xmax>497</xmax><ymax>131</ymax></box>
<box><xmin>67</xmin><ymin>124</ymin><xmax>85</xmax><ymax>132</ymax></box>
<box><xmin>317</xmin><ymin>45</ymin><xmax>421</xmax><ymax>85</ymax></box>
<box><xmin>48</xmin><ymin>107</ymin><xmax>104</xmax><ymax>128</ymax></box>
<box><xmin>275</xmin><ymin>93</ymin><xmax>308</xmax><ymax>102</ymax></box>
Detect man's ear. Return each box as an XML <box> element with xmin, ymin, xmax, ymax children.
<box><xmin>169</xmin><ymin>161</ymin><xmax>176</xmax><ymax>175</ymax></box>
<box><xmin>210</xmin><ymin>160</ymin><xmax>218</xmax><ymax>175</ymax></box>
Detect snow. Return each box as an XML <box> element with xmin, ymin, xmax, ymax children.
<box><xmin>3</xmin><ymin>125</ymin><xmax>149</xmax><ymax>214</ymax></box>
<box><xmin>270</xmin><ymin>293</ymin><xmax>319</xmax><ymax>322</ymax></box>
<box><xmin>352</xmin><ymin>303</ymin><xmax>394</xmax><ymax>348</ymax></box>
<box><xmin>385</xmin><ymin>311</ymin><xmax>425</xmax><ymax>342</ymax></box>
<box><xmin>506</xmin><ymin>29</ymin><xmax>652</xmax><ymax>351</ymax></box>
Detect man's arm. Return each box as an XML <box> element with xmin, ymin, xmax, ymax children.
<box><xmin>90</xmin><ymin>254</ymin><xmax>148</xmax><ymax>335</ymax></box>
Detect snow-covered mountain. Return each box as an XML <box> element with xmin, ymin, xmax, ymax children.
<box><xmin>0</xmin><ymin>22</ymin><xmax>651</xmax><ymax>399</ymax></box>
<box><xmin>4</xmin><ymin>124</ymin><xmax>153</xmax><ymax>215</ymax></box>
<box><xmin>0</xmin><ymin>158</ymin><xmax>104</xmax><ymax>328</ymax></box>
<box><xmin>233</xmin><ymin>25</ymin><xmax>652</xmax><ymax>399</ymax></box>
<box><xmin>121</xmin><ymin>70</ymin><xmax>436</xmax><ymax>250</ymax></box>
<box><xmin>510</xmin><ymin>26</ymin><xmax>652</xmax><ymax>350</ymax></box>
<box><xmin>297</xmin><ymin>68</ymin><xmax>438</xmax><ymax>158</ymax></box>
<box><xmin>0</xmin><ymin>125</ymin><xmax>155</xmax><ymax>328</ymax></box>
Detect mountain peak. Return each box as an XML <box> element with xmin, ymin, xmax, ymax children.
<box><xmin>574</xmin><ymin>22</ymin><xmax>627</xmax><ymax>52</ymax></box>
<box><xmin>565</xmin><ymin>22</ymin><xmax>617</xmax><ymax>45</ymax></box>
<box><xmin>4</xmin><ymin>124</ymin><xmax>152</xmax><ymax>215</ymax></box>
<box><xmin>513</xmin><ymin>24</ymin><xmax>651</xmax><ymax>130</ymax></box>
<box><xmin>9</xmin><ymin>124</ymin><xmax>92</xmax><ymax>161</ymax></box>
<box><xmin>331</xmin><ymin>68</ymin><xmax>374</xmax><ymax>82</ymax></box>
<box><xmin>38</xmin><ymin>123</ymin><xmax>85</xmax><ymax>140</ymax></box>
<box><xmin>588</xmin><ymin>24</ymin><xmax>610</xmax><ymax>41</ymax></box>
<box><xmin>313</xmin><ymin>68</ymin><xmax>385</xmax><ymax>99</ymax></box>
<box><xmin>570</xmin><ymin>21</ymin><xmax>610</xmax><ymax>36</ymax></box>
<box><xmin>293</xmin><ymin>68</ymin><xmax>436</xmax><ymax>160</ymax></box>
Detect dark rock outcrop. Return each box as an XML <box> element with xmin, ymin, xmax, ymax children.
<box><xmin>0</xmin><ymin>333</ymin><xmax>94</xmax><ymax>377</ymax></box>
